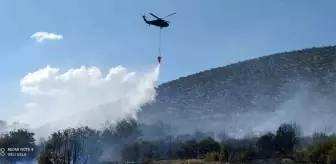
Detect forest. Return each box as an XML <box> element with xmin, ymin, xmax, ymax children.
<box><xmin>0</xmin><ymin>118</ymin><xmax>336</xmax><ymax>164</ymax></box>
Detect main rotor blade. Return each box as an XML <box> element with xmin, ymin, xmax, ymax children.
<box><xmin>149</xmin><ymin>13</ymin><xmax>160</xmax><ymax>19</ymax></box>
<box><xmin>163</xmin><ymin>13</ymin><xmax>176</xmax><ymax>18</ymax></box>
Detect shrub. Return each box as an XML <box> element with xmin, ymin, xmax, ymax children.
<box><xmin>203</xmin><ymin>152</ymin><xmax>220</xmax><ymax>162</ymax></box>
<box><xmin>143</xmin><ymin>158</ymin><xmax>154</xmax><ymax>164</ymax></box>
<box><xmin>228</xmin><ymin>152</ymin><xmax>243</xmax><ymax>162</ymax></box>
<box><xmin>257</xmin><ymin>132</ymin><xmax>276</xmax><ymax>158</ymax></box>
<box><xmin>226</xmin><ymin>148</ymin><xmax>257</xmax><ymax>162</ymax></box>
<box><xmin>327</xmin><ymin>146</ymin><xmax>336</xmax><ymax>164</ymax></box>
<box><xmin>293</xmin><ymin>149</ymin><xmax>309</xmax><ymax>163</ymax></box>
<box><xmin>197</xmin><ymin>137</ymin><xmax>221</xmax><ymax>156</ymax></box>
<box><xmin>243</xmin><ymin>149</ymin><xmax>258</xmax><ymax>161</ymax></box>
<box><xmin>219</xmin><ymin>144</ymin><xmax>229</xmax><ymax>162</ymax></box>
<box><xmin>308</xmin><ymin>138</ymin><xmax>336</xmax><ymax>164</ymax></box>
<box><xmin>224</xmin><ymin>137</ymin><xmax>258</xmax><ymax>162</ymax></box>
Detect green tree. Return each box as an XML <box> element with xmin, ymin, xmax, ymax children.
<box><xmin>113</xmin><ymin>117</ymin><xmax>142</xmax><ymax>143</ymax></box>
<box><xmin>274</xmin><ymin>123</ymin><xmax>300</xmax><ymax>156</ymax></box>
<box><xmin>257</xmin><ymin>132</ymin><xmax>276</xmax><ymax>158</ymax></box>
<box><xmin>177</xmin><ymin>139</ymin><xmax>198</xmax><ymax>159</ymax></box>
<box><xmin>197</xmin><ymin>137</ymin><xmax>220</xmax><ymax>157</ymax></box>
<box><xmin>38</xmin><ymin>127</ymin><xmax>101</xmax><ymax>164</ymax></box>
<box><xmin>122</xmin><ymin>140</ymin><xmax>159</xmax><ymax>161</ymax></box>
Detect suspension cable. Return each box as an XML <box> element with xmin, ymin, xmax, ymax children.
<box><xmin>158</xmin><ymin>28</ymin><xmax>162</xmax><ymax>55</ymax></box>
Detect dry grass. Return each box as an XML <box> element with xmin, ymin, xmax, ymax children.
<box><xmin>150</xmin><ymin>158</ymin><xmax>304</xmax><ymax>164</ymax></box>
<box><xmin>153</xmin><ymin>159</ymin><xmax>220</xmax><ymax>164</ymax></box>
<box><xmin>106</xmin><ymin>158</ymin><xmax>306</xmax><ymax>164</ymax></box>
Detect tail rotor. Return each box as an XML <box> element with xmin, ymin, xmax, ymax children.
<box><xmin>141</xmin><ymin>13</ymin><xmax>150</xmax><ymax>25</ymax></box>
<box><xmin>141</xmin><ymin>13</ymin><xmax>147</xmax><ymax>19</ymax></box>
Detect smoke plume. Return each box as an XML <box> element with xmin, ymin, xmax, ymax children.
<box><xmin>7</xmin><ymin>64</ymin><xmax>160</xmax><ymax>138</ymax></box>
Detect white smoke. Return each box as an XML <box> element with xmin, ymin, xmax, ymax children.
<box><xmin>7</xmin><ymin>64</ymin><xmax>160</xmax><ymax>138</ymax></box>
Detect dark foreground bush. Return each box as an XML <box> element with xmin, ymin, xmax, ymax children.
<box><xmin>293</xmin><ymin>149</ymin><xmax>309</xmax><ymax>163</ymax></box>
<box><xmin>203</xmin><ymin>152</ymin><xmax>219</xmax><ymax>162</ymax></box>
<box><xmin>327</xmin><ymin>146</ymin><xmax>336</xmax><ymax>164</ymax></box>
<box><xmin>143</xmin><ymin>158</ymin><xmax>154</xmax><ymax>164</ymax></box>
<box><xmin>307</xmin><ymin>138</ymin><xmax>336</xmax><ymax>164</ymax></box>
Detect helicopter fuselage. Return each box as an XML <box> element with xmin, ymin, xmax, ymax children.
<box><xmin>147</xmin><ymin>19</ymin><xmax>169</xmax><ymax>28</ymax></box>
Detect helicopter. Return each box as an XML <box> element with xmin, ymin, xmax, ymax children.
<box><xmin>142</xmin><ymin>12</ymin><xmax>176</xmax><ymax>29</ymax></box>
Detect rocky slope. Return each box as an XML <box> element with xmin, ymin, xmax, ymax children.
<box><xmin>138</xmin><ymin>45</ymin><xmax>336</xmax><ymax>136</ymax></box>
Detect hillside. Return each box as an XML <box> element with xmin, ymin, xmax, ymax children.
<box><xmin>138</xmin><ymin>45</ymin><xmax>336</xmax><ymax>136</ymax></box>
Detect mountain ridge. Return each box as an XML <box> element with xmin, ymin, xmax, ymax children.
<box><xmin>138</xmin><ymin>45</ymin><xmax>336</xmax><ymax>136</ymax></box>
<box><xmin>158</xmin><ymin>45</ymin><xmax>336</xmax><ymax>88</ymax></box>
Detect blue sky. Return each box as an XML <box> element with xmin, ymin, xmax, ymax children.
<box><xmin>1</xmin><ymin>0</ymin><xmax>336</xmax><ymax>109</ymax></box>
